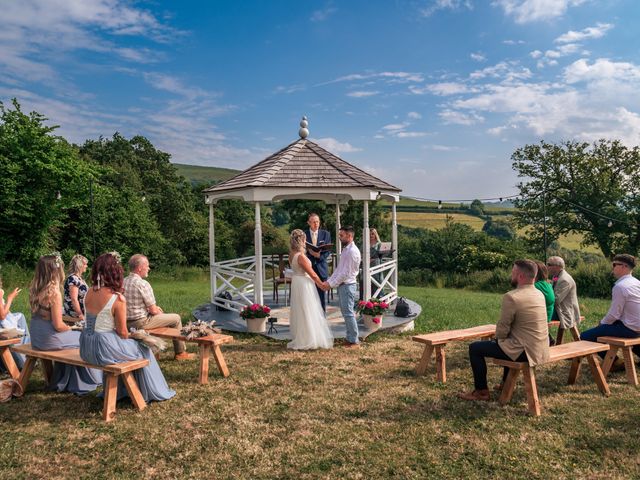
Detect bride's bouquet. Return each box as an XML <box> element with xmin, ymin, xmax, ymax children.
<box><xmin>239</xmin><ymin>303</ymin><xmax>271</xmax><ymax>319</ymax></box>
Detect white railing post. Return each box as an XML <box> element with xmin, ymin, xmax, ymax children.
<box><xmin>362</xmin><ymin>200</ymin><xmax>370</xmax><ymax>300</ymax></box>
<box><xmin>392</xmin><ymin>201</ymin><xmax>398</xmax><ymax>296</ymax></box>
<box><xmin>335</xmin><ymin>201</ymin><xmax>342</xmax><ymax>264</ymax></box>
<box><xmin>254</xmin><ymin>202</ymin><xmax>263</xmax><ymax>305</ymax></box>
<box><xmin>209</xmin><ymin>202</ymin><xmax>216</xmax><ymax>303</ymax></box>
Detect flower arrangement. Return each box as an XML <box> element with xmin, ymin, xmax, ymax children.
<box><xmin>239</xmin><ymin>303</ymin><xmax>271</xmax><ymax>319</ymax></box>
<box><xmin>356</xmin><ymin>299</ymin><xmax>389</xmax><ymax>323</ymax></box>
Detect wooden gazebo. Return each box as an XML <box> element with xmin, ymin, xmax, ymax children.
<box><xmin>203</xmin><ymin>117</ymin><xmax>402</xmax><ymax>311</ymax></box>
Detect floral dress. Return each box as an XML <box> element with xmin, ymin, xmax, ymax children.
<box><xmin>63</xmin><ymin>274</ymin><xmax>88</xmax><ymax>318</ymax></box>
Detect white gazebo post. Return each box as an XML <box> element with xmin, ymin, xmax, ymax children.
<box><xmin>391</xmin><ymin>200</ymin><xmax>398</xmax><ymax>295</ymax></box>
<box><xmin>254</xmin><ymin>202</ymin><xmax>263</xmax><ymax>305</ymax></box>
<box><xmin>209</xmin><ymin>201</ymin><xmax>216</xmax><ymax>303</ymax></box>
<box><xmin>335</xmin><ymin>201</ymin><xmax>342</xmax><ymax>263</ymax></box>
<box><xmin>362</xmin><ymin>200</ymin><xmax>371</xmax><ymax>300</ymax></box>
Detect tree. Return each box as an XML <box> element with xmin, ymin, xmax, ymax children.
<box><xmin>512</xmin><ymin>140</ymin><xmax>640</xmax><ymax>258</ymax></box>
<box><xmin>482</xmin><ymin>218</ymin><xmax>515</xmax><ymax>240</ymax></box>
<box><xmin>469</xmin><ymin>199</ymin><xmax>485</xmax><ymax>216</ymax></box>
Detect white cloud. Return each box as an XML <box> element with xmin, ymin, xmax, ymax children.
<box><xmin>563</xmin><ymin>58</ymin><xmax>640</xmax><ymax>84</ymax></box>
<box><xmin>321</xmin><ymin>71</ymin><xmax>424</xmax><ymax>86</ymax></box>
<box><xmin>439</xmin><ymin>109</ymin><xmax>484</xmax><ymax>125</ymax></box>
<box><xmin>408</xmin><ymin>111</ymin><xmax>422</xmax><ymax>119</ymax></box>
<box><xmin>274</xmin><ymin>84</ymin><xmax>306</xmax><ymax>94</ymax></box>
<box><xmin>382</xmin><ymin>123</ymin><xmax>408</xmax><ymax>131</ymax></box>
<box><xmin>470</xmin><ymin>52</ymin><xmax>486</xmax><ymax>62</ymax></box>
<box><xmin>530</xmin><ymin>50</ymin><xmax>543</xmax><ymax>59</ymax></box>
<box><xmin>412</xmin><ymin>81</ymin><xmax>473</xmax><ymax>96</ymax></box>
<box><xmin>469</xmin><ymin>61</ymin><xmax>532</xmax><ymax>81</ymax></box>
<box><xmin>420</xmin><ymin>0</ymin><xmax>473</xmax><ymax>17</ymax></box>
<box><xmin>310</xmin><ymin>6</ymin><xmax>337</xmax><ymax>22</ymax></box>
<box><xmin>346</xmin><ymin>90</ymin><xmax>380</xmax><ymax>98</ymax></box>
<box><xmin>396</xmin><ymin>131</ymin><xmax>429</xmax><ymax>138</ymax></box>
<box><xmin>555</xmin><ymin>23</ymin><xmax>613</xmax><ymax>44</ymax></box>
<box><xmin>493</xmin><ymin>0</ymin><xmax>586</xmax><ymax>24</ymax></box>
<box><xmin>314</xmin><ymin>137</ymin><xmax>362</xmax><ymax>153</ymax></box>
<box><xmin>503</xmin><ymin>39</ymin><xmax>526</xmax><ymax>45</ymax></box>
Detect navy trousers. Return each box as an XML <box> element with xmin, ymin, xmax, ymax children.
<box><xmin>469</xmin><ymin>340</ymin><xmax>527</xmax><ymax>390</ymax></box>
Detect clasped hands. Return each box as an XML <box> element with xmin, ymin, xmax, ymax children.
<box><xmin>318</xmin><ymin>281</ymin><xmax>330</xmax><ymax>291</ymax></box>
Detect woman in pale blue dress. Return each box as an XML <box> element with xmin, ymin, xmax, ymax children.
<box><xmin>0</xmin><ymin>282</ymin><xmax>30</xmax><ymax>371</ymax></box>
<box><xmin>80</xmin><ymin>253</ymin><xmax>175</xmax><ymax>402</ymax></box>
<box><xmin>29</xmin><ymin>254</ymin><xmax>102</xmax><ymax>394</ymax></box>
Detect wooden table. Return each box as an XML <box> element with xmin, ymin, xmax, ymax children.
<box><xmin>148</xmin><ymin>328</ymin><xmax>233</xmax><ymax>384</ymax></box>
<box><xmin>0</xmin><ymin>338</ymin><xmax>21</xmax><ymax>379</ymax></box>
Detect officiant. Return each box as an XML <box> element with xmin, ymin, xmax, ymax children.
<box><xmin>305</xmin><ymin>213</ymin><xmax>331</xmax><ymax>312</ymax></box>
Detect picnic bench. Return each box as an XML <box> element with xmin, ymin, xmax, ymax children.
<box><xmin>148</xmin><ymin>328</ymin><xmax>233</xmax><ymax>384</ymax></box>
<box><xmin>412</xmin><ymin>324</ymin><xmax>496</xmax><ymax>382</ymax></box>
<box><xmin>548</xmin><ymin>317</ymin><xmax>583</xmax><ymax>345</ymax></box>
<box><xmin>0</xmin><ymin>338</ymin><xmax>21</xmax><ymax>379</ymax></box>
<box><xmin>493</xmin><ymin>340</ymin><xmax>610</xmax><ymax>416</ymax></box>
<box><xmin>12</xmin><ymin>344</ymin><xmax>149</xmax><ymax>422</ymax></box>
<box><xmin>598</xmin><ymin>336</ymin><xmax>640</xmax><ymax>386</ymax></box>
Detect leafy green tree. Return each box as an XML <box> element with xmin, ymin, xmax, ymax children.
<box><xmin>512</xmin><ymin>140</ymin><xmax>640</xmax><ymax>258</ymax></box>
<box><xmin>469</xmin><ymin>199</ymin><xmax>485</xmax><ymax>216</ymax></box>
<box><xmin>482</xmin><ymin>218</ymin><xmax>515</xmax><ymax>240</ymax></box>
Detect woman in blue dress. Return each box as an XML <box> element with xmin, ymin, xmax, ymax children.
<box><xmin>0</xmin><ymin>279</ymin><xmax>30</xmax><ymax>371</ymax></box>
<box><xmin>29</xmin><ymin>254</ymin><xmax>102</xmax><ymax>394</ymax></box>
<box><xmin>80</xmin><ymin>252</ymin><xmax>175</xmax><ymax>402</ymax></box>
<box><xmin>63</xmin><ymin>254</ymin><xmax>89</xmax><ymax>321</ymax></box>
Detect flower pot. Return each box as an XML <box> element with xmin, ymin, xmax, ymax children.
<box><xmin>246</xmin><ymin>317</ymin><xmax>267</xmax><ymax>333</ymax></box>
<box><xmin>363</xmin><ymin>314</ymin><xmax>382</xmax><ymax>331</ymax></box>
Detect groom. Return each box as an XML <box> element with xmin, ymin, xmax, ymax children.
<box><xmin>322</xmin><ymin>226</ymin><xmax>361</xmax><ymax>348</ymax></box>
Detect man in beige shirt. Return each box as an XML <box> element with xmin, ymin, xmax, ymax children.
<box><xmin>123</xmin><ymin>254</ymin><xmax>195</xmax><ymax>361</ymax></box>
<box><xmin>458</xmin><ymin>259</ymin><xmax>550</xmax><ymax>401</ymax></box>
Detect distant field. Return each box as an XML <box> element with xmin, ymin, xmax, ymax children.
<box><xmin>396</xmin><ymin>211</ymin><xmax>486</xmax><ymax>230</ymax></box>
<box><xmin>173</xmin><ymin>163</ymin><xmax>240</xmax><ymax>185</ymax></box>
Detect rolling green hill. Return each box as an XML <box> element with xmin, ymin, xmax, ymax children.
<box><xmin>173</xmin><ymin>163</ymin><xmax>241</xmax><ymax>185</ymax></box>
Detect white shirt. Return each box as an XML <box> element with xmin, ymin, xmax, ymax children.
<box><xmin>311</xmin><ymin>229</ymin><xmax>318</xmax><ymax>246</ymax></box>
<box><xmin>327</xmin><ymin>241</ymin><xmax>361</xmax><ymax>288</ymax></box>
<box><xmin>601</xmin><ymin>274</ymin><xmax>640</xmax><ymax>331</ymax></box>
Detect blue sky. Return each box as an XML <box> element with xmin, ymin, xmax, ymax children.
<box><xmin>1</xmin><ymin>0</ymin><xmax>639</xmax><ymax>200</ymax></box>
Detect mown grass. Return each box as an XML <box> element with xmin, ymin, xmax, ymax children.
<box><xmin>2</xmin><ymin>282</ymin><xmax>639</xmax><ymax>479</ymax></box>
<box><xmin>396</xmin><ymin>211</ymin><xmax>487</xmax><ymax>230</ymax></box>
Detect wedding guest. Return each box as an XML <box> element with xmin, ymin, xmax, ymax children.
<box><xmin>0</xmin><ymin>277</ymin><xmax>30</xmax><ymax>371</ymax></box>
<box><xmin>63</xmin><ymin>254</ymin><xmax>89</xmax><ymax>321</ymax></box>
<box><xmin>29</xmin><ymin>254</ymin><xmax>102</xmax><ymax>394</ymax></box>
<box><xmin>547</xmin><ymin>256</ymin><xmax>581</xmax><ymax>331</ymax></box>
<box><xmin>305</xmin><ymin>213</ymin><xmax>332</xmax><ymax>312</ymax></box>
<box><xmin>124</xmin><ymin>254</ymin><xmax>195</xmax><ymax>360</ymax></box>
<box><xmin>534</xmin><ymin>261</ymin><xmax>555</xmax><ymax>321</ymax></box>
<box><xmin>80</xmin><ymin>253</ymin><xmax>175</xmax><ymax>402</ymax></box>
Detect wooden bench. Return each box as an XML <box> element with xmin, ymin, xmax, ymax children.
<box><xmin>12</xmin><ymin>344</ymin><xmax>149</xmax><ymax>422</ymax></box>
<box><xmin>412</xmin><ymin>324</ymin><xmax>496</xmax><ymax>382</ymax></box>
<box><xmin>493</xmin><ymin>340</ymin><xmax>610</xmax><ymax>416</ymax></box>
<box><xmin>148</xmin><ymin>328</ymin><xmax>233</xmax><ymax>384</ymax></box>
<box><xmin>548</xmin><ymin>316</ymin><xmax>583</xmax><ymax>345</ymax></box>
<box><xmin>0</xmin><ymin>338</ymin><xmax>21</xmax><ymax>379</ymax></box>
<box><xmin>597</xmin><ymin>336</ymin><xmax>640</xmax><ymax>386</ymax></box>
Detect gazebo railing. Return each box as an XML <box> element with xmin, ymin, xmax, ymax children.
<box><xmin>370</xmin><ymin>258</ymin><xmax>398</xmax><ymax>303</ymax></box>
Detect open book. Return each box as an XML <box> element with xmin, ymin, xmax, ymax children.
<box><xmin>306</xmin><ymin>242</ymin><xmax>334</xmax><ymax>253</ymax></box>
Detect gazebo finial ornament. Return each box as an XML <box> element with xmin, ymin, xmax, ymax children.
<box><xmin>299</xmin><ymin>116</ymin><xmax>309</xmax><ymax>139</ymax></box>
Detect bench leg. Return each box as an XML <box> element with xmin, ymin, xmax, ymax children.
<box><xmin>40</xmin><ymin>359</ymin><xmax>53</xmax><ymax>385</ymax></box>
<box><xmin>568</xmin><ymin>358</ymin><xmax>582</xmax><ymax>385</ymax></box>
<box><xmin>522</xmin><ymin>365</ymin><xmax>541</xmax><ymax>416</ymax></box>
<box><xmin>556</xmin><ymin>328</ymin><xmax>565</xmax><ymax>346</ymax></box>
<box><xmin>622</xmin><ymin>347</ymin><xmax>638</xmax><ymax>386</ymax></box>
<box><xmin>103</xmin><ymin>373</ymin><xmax>119</xmax><ymax>422</ymax></box>
<box><xmin>415</xmin><ymin>344</ymin><xmax>434</xmax><ymax>376</ymax></box>
<box><xmin>0</xmin><ymin>346</ymin><xmax>20</xmax><ymax>380</ymax></box>
<box><xmin>601</xmin><ymin>346</ymin><xmax>619</xmax><ymax>377</ymax></box>
<box><xmin>570</xmin><ymin>326</ymin><xmax>580</xmax><ymax>341</ymax></box>
<box><xmin>17</xmin><ymin>357</ymin><xmax>36</xmax><ymax>393</ymax></box>
<box><xmin>435</xmin><ymin>346</ymin><xmax>446</xmax><ymax>383</ymax></box>
<box><xmin>499</xmin><ymin>368</ymin><xmax>520</xmax><ymax>405</ymax></box>
<box><xmin>587</xmin><ymin>354</ymin><xmax>610</xmax><ymax>397</ymax></box>
<box><xmin>121</xmin><ymin>371</ymin><xmax>147</xmax><ymax>412</ymax></box>
<box><xmin>199</xmin><ymin>344</ymin><xmax>210</xmax><ymax>384</ymax></box>
<box><xmin>212</xmin><ymin>344</ymin><xmax>230</xmax><ymax>378</ymax></box>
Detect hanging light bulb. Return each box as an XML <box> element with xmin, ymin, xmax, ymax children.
<box><xmin>499</xmin><ymin>197</ymin><xmax>503</xmax><ymax>202</ymax></box>
<box><xmin>438</xmin><ymin>200</ymin><xmax>442</xmax><ymax>210</ymax></box>
<box><xmin>608</xmin><ymin>220</ymin><xmax>613</xmax><ymax>228</ymax></box>
<box><xmin>56</xmin><ymin>191</ymin><xmax>61</xmax><ymax>200</ymax></box>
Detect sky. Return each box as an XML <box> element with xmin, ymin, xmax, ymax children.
<box><xmin>1</xmin><ymin>0</ymin><xmax>639</xmax><ymax>200</ymax></box>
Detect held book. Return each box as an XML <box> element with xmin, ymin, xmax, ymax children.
<box><xmin>305</xmin><ymin>242</ymin><xmax>334</xmax><ymax>253</ymax></box>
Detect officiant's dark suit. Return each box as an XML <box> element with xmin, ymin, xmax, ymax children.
<box><xmin>305</xmin><ymin>214</ymin><xmax>331</xmax><ymax>312</ymax></box>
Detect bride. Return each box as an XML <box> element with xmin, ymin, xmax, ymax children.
<box><xmin>287</xmin><ymin>229</ymin><xmax>333</xmax><ymax>350</ymax></box>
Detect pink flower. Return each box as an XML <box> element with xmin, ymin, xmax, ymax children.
<box><xmin>365</xmin><ymin>301</ymin><xmax>374</xmax><ymax>309</ymax></box>
<box><xmin>372</xmin><ymin>317</ymin><xmax>381</xmax><ymax>324</ymax></box>
<box><xmin>358</xmin><ymin>301</ymin><xmax>366</xmax><ymax>307</ymax></box>
<box><xmin>263</xmin><ymin>306</ymin><xmax>271</xmax><ymax>314</ymax></box>
<box><xmin>250</xmin><ymin>304</ymin><xmax>258</xmax><ymax>311</ymax></box>
<box><xmin>380</xmin><ymin>302</ymin><xmax>389</xmax><ymax>309</ymax></box>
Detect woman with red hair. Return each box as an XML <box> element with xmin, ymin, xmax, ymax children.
<box><xmin>80</xmin><ymin>252</ymin><xmax>175</xmax><ymax>402</ymax></box>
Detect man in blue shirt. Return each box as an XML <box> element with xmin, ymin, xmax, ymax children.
<box><xmin>581</xmin><ymin>254</ymin><xmax>640</xmax><ymax>362</ymax></box>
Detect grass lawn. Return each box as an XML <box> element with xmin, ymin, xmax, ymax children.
<box><xmin>2</xmin><ymin>280</ymin><xmax>638</xmax><ymax>479</ymax></box>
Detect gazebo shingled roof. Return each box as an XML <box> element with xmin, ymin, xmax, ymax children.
<box><xmin>203</xmin><ymin>138</ymin><xmax>401</xmax><ymax>203</ymax></box>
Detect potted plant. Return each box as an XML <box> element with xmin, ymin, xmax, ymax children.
<box><xmin>240</xmin><ymin>303</ymin><xmax>271</xmax><ymax>333</ymax></box>
<box><xmin>356</xmin><ymin>299</ymin><xmax>390</xmax><ymax>331</ymax></box>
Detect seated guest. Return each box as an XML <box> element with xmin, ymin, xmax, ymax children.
<box><xmin>534</xmin><ymin>261</ymin><xmax>556</xmax><ymax>346</ymax></box>
<box><xmin>80</xmin><ymin>253</ymin><xmax>175</xmax><ymax>402</ymax></box>
<box><xmin>63</xmin><ymin>254</ymin><xmax>89</xmax><ymax>321</ymax></box>
<box><xmin>547</xmin><ymin>256</ymin><xmax>581</xmax><ymax>330</ymax></box>
<box><xmin>458</xmin><ymin>259</ymin><xmax>550</xmax><ymax>401</ymax></box>
<box><xmin>29</xmin><ymin>254</ymin><xmax>102</xmax><ymax>394</ymax></box>
<box><xmin>123</xmin><ymin>254</ymin><xmax>194</xmax><ymax>360</ymax></box>
<box><xmin>0</xmin><ymin>278</ymin><xmax>31</xmax><ymax>371</ymax></box>
<box><xmin>580</xmin><ymin>254</ymin><xmax>640</xmax><ymax>363</ymax></box>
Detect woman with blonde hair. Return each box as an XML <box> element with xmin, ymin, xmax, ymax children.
<box><xmin>63</xmin><ymin>254</ymin><xmax>89</xmax><ymax>321</ymax></box>
<box><xmin>0</xmin><ymin>275</ymin><xmax>31</xmax><ymax>372</ymax></box>
<box><xmin>287</xmin><ymin>229</ymin><xmax>333</xmax><ymax>350</ymax></box>
<box><xmin>29</xmin><ymin>254</ymin><xmax>102</xmax><ymax>394</ymax></box>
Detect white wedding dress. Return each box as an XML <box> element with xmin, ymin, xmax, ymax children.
<box><xmin>287</xmin><ymin>252</ymin><xmax>333</xmax><ymax>350</ymax></box>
